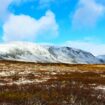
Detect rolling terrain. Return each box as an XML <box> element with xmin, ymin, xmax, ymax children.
<box><xmin>0</xmin><ymin>60</ymin><xmax>105</xmax><ymax>105</ymax></box>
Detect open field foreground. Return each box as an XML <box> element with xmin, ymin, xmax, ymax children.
<box><xmin>0</xmin><ymin>61</ymin><xmax>105</xmax><ymax>105</ymax></box>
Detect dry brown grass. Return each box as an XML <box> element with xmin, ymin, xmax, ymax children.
<box><xmin>0</xmin><ymin>60</ymin><xmax>105</xmax><ymax>105</ymax></box>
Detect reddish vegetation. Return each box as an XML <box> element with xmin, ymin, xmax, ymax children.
<box><xmin>0</xmin><ymin>60</ymin><xmax>105</xmax><ymax>105</ymax></box>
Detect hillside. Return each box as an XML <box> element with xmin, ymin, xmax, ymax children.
<box><xmin>0</xmin><ymin>42</ymin><xmax>102</xmax><ymax>64</ymax></box>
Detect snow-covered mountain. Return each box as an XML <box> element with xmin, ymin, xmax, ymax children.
<box><xmin>0</xmin><ymin>42</ymin><xmax>102</xmax><ymax>64</ymax></box>
<box><xmin>97</xmin><ymin>55</ymin><xmax>105</xmax><ymax>63</ymax></box>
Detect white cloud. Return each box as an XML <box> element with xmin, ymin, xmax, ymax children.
<box><xmin>0</xmin><ymin>0</ymin><xmax>32</xmax><ymax>22</ymax></box>
<box><xmin>66</xmin><ymin>40</ymin><xmax>105</xmax><ymax>56</ymax></box>
<box><xmin>72</xmin><ymin>0</ymin><xmax>105</xmax><ymax>29</ymax></box>
<box><xmin>3</xmin><ymin>10</ymin><xmax>59</xmax><ymax>42</ymax></box>
<box><xmin>0</xmin><ymin>0</ymin><xmax>13</xmax><ymax>21</ymax></box>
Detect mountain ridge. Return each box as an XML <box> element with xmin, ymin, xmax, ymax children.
<box><xmin>0</xmin><ymin>41</ymin><xmax>103</xmax><ymax>64</ymax></box>
<box><xmin>97</xmin><ymin>55</ymin><xmax>105</xmax><ymax>63</ymax></box>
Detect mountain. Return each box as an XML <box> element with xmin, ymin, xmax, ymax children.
<box><xmin>0</xmin><ymin>41</ymin><xmax>102</xmax><ymax>64</ymax></box>
<box><xmin>97</xmin><ymin>55</ymin><xmax>105</xmax><ymax>63</ymax></box>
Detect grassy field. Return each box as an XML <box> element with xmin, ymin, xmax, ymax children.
<box><xmin>0</xmin><ymin>60</ymin><xmax>105</xmax><ymax>105</ymax></box>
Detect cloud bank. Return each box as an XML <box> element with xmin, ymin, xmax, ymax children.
<box><xmin>3</xmin><ymin>10</ymin><xmax>58</xmax><ymax>42</ymax></box>
<box><xmin>0</xmin><ymin>0</ymin><xmax>59</xmax><ymax>42</ymax></box>
<box><xmin>72</xmin><ymin>0</ymin><xmax>105</xmax><ymax>29</ymax></box>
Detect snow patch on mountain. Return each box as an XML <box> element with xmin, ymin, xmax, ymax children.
<box><xmin>97</xmin><ymin>55</ymin><xmax>105</xmax><ymax>63</ymax></box>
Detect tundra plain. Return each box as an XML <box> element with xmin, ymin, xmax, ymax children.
<box><xmin>0</xmin><ymin>60</ymin><xmax>105</xmax><ymax>105</ymax></box>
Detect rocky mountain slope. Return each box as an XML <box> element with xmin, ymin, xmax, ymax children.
<box><xmin>97</xmin><ymin>55</ymin><xmax>105</xmax><ymax>63</ymax></box>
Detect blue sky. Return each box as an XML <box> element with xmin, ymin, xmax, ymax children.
<box><xmin>0</xmin><ymin>0</ymin><xmax>105</xmax><ymax>55</ymax></box>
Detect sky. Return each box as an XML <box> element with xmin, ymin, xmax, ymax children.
<box><xmin>0</xmin><ymin>0</ymin><xmax>105</xmax><ymax>56</ymax></box>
